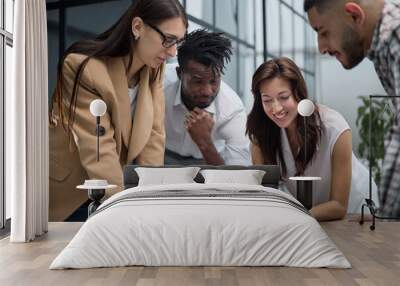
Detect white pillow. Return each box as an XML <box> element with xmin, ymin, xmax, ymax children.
<box><xmin>135</xmin><ymin>167</ymin><xmax>200</xmax><ymax>186</ymax></box>
<box><xmin>200</xmin><ymin>169</ymin><xmax>266</xmax><ymax>185</ymax></box>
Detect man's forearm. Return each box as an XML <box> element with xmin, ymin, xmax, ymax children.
<box><xmin>197</xmin><ymin>139</ymin><xmax>225</xmax><ymax>165</ymax></box>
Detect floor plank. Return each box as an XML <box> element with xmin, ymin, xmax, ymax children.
<box><xmin>0</xmin><ymin>219</ymin><xmax>399</xmax><ymax>286</ymax></box>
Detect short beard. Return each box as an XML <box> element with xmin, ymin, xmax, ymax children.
<box><xmin>181</xmin><ymin>90</ymin><xmax>217</xmax><ymax>110</ymax></box>
<box><xmin>341</xmin><ymin>24</ymin><xmax>365</xmax><ymax>69</ymax></box>
<box><xmin>181</xmin><ymin>90</ymin><xmax>196</xmax><ymax>111</ymax></box>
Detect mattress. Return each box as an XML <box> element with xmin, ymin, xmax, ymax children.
<box><xmin>50</xmin><ymin>183</ymin><xmax>351</xmax><ymax>269</ymax></box>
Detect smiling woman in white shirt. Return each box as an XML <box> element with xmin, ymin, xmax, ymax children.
<box><xmin>247</xmin><ymin>57</ymin><xmax>379</xmax><ymax>221</ymax></box>
<box><xmin>163</xmin><ymin>29</ymin><xmax>251</xmax><ymax>166</ymax></box>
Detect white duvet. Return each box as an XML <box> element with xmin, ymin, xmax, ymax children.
<box><xmin>50</xmin><ymin>183</ymin><xmax>351</xmax><ymax>269</ymax></box>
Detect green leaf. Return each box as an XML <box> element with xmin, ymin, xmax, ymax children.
<box><xmin>356</xmin><ymin>96</ymin><xmax>394</xmax><ymax>186</ymax></box>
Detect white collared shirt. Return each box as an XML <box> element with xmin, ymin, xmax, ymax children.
<box><xmin>164</xmin><ymin>63</ymin><xmax>251</xmax><ymax>165</ymax></box>
<box><xmin>128</xmin><ymin>84</ymin><xmax>139</xmax><ymax>118</ymax></box>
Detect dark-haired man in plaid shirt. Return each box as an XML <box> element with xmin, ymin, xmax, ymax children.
<box><xmin>304</xmin><ymin>0</ymin><xmax>400</xmax><ymax>216</ymax></box>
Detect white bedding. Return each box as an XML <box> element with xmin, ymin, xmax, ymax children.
<box><xmin>50</xmin><ymin>183</ymin><xmax>351</xmax><ymax>269</ymax></box>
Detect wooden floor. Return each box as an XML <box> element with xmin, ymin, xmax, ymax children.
<box><xmin>0</xmin><ymin>219</ymin><xmax>399</xmax><ymax>286</ymax></box>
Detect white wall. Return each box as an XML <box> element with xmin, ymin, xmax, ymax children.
<box><xmin>316</xmin><ymin>55</ymin><xmax>386</xmax><ymax>155</ymax></box>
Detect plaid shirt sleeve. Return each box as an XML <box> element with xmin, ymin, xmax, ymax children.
<box><xmin>388</xmin><ymin>29</ymin><xmax>400</xmax><ymax>111</ymax></box>
<box><xmin>379</xmin><ymin>32</ymin><xmax>400</xmax><ymax>217</ymax></box>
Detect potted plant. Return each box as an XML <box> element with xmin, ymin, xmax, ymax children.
<box><xmin>356</xmin><ymin>95</ymin><xmax>395</xmax><ymax>186</ymax></box>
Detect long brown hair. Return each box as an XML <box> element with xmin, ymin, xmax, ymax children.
<box><xmin>246</xmin><ymin>57</ymin><xmax>323</xmax><ymax>176</ymax></box>
<box><xmin>50</xmin><ymin>0</ymin><xmax>187</xmax><ymax>134</ymax></box>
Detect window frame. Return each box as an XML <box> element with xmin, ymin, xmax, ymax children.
<box><xmin>1</xmin><ymin>0</ymin><xmax>14</xmax><ymax>232</ymax></box>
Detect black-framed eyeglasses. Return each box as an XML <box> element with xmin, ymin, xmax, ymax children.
<box><xmin>146</xmin><ymin>23</ymin><xmax>185</xmax><ymax>48</ymax></box>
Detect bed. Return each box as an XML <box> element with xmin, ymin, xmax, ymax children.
<box><xmin>50</xmin><ymin>165</ymin><xmax>350</xmax><ymax>269</ymax></box>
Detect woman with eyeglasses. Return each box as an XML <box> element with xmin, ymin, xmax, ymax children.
<box><xmin>49</xmin><ymin>0</ymin><xmax>187</xmax><ymax>221</ymax></box>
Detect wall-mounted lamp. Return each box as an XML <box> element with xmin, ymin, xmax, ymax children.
<box><xmin>290</xmin><ymin>99</ymin><xmax>321</xmax><ymax>210</ymax></box>
<box><xmin>90</xmin><ymin>99</ymin><xmax>106</xmax><ymax>162</ymax></box>
<box><xmin>76</xmin><ymin>99</ymin><xmax>116</xmax><ymax>218</ymax></box>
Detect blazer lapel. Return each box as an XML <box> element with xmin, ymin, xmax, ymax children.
<box><xmin>107</xmin><ymin>57</ymin><xmax>132</xmax><ymax>147</ymax></box>
<box><xmin>127</xmin><ymin>66</ymin><xmax>153</xmax><ymax>163</ymax></box>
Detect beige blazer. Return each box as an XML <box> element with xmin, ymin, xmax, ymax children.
<box><xmin>49</xmin><ymin>53</ymin><xmax>165</xmax><ymax>221</ymax></box>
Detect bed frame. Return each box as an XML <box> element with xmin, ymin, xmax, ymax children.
<box><xmin>123</xmin><ymin>165</ymin><xmax>281</xmax><ymax>189</ymax></box>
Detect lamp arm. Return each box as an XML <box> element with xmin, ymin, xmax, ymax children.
<box><xmin>304</xmin><ymin>117</ymin><xmax>307</xmax><ymax>166</ymax></box>
<box><xmin>95</xmin><ymin>116</ymin><xmax>106</xmax><ymax>162</ymax></box>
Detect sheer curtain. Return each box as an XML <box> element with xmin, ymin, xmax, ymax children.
<box><xmin>8</xmin><ymin>0</ymin><xmax>48</xmax><ymax>242</ymax></box>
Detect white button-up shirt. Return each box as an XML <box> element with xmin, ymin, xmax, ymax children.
<box><xmin>164</xmin><ymin>64</ymin><xmax>251</xmax><ymax>165</ymax></box>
